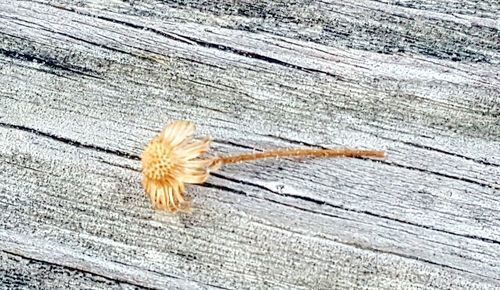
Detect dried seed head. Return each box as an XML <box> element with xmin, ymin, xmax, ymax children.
<box><xmin>141</xmin><ymin>120</ymin><xmax>386</xmax><ymax>213</ymax></box>
<box><xmin>141</xmin><ymin>120</ymin><xmax>213</xmax><ymax>212</ymax></box>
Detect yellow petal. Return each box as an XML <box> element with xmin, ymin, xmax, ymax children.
<box><xmin>208</xmin><ymin>158</ymin><xmax>222</xmax><ymax>171</ymax></box>
<box><xmin>182</xmin><ymin>166</ymin><xmax>207</xmax><ymax>175</ymax></box>
<box><xmin>156</xmin><ymin>187</ymin><xmax>168</xmax><ymax>210</ymax></box>
<box><xmin>175</xmin><ymin>137</ymin><xmax>211</xmax><ymax>160</ymax></box>
<box><xmin>181</xmin><ymin>172</ymin><xmax>209</xmax><ymax>184</ymax></box>
<box><xmin>169</xmin><ymin>178</ymin><xmax>188</xmax><ymax>204</ymax></box>
<box><xmin>184</xmin><ymin>159</ymin><xmax>212</xmax><ymax>169</ymax></box>
<box><xmin>161</xmin><ymin>120</ymin><xmax>195</xmax><ymax>147</ymax></box>
<box><xmin>167</xmin><ymin>186</ymin><xmax>179</xmax><ymax>211</ymax></box>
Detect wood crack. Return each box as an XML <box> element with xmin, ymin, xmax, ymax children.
<box><xmin>210</xmin><ymin>172</ymin><xmax>500</xmax><ymax>246</ymax></box>
<box><xmin>212</xmin><ymin>139</ymin><xmax>258</xmax><ymax>151</ymax></box>
<box><xmin>202</xmin><ymin>181</ymin><xmax>497</xmax><ymax>281</ymax></box>
<box><xmin>0</xmin><ymin>48</ymin><xmax>101</xmax><ymax>79</ymax></box>
<box><xmin>404</xmin><ymin>140</ymin><xmax>500</xmax><ymax>167</ymax></box>
<box><xmin>33</xmin><ymin>1</ymin><xmax>196</xmax><ymax>46</ymax></box>
<box><xmin>0</xmin><ymin>122</ymin><xmax>139</xmax><ymax>161</ymax></box>
<box><xmin>254</xmin><ymin>219</ymin><xmax>498</xmax><ymax>282</ymax></box>
<box><xmin>170</xmin><ymin>32</ymin><xmax>347</xmax><ymax>80</ymax></box>
<box><xmin>0</xmin><ymin>249</ymin><xmax>155</xmax><ymax>289</ymax></box>
<box><xmin>264</xmin><ymin>133</ymin><xmax>498</xmax><ymax>188</ymax></box>
<box><xmin>38</xmin><ymin>5</ymin><xmax>348</xmax><ymax>80</ymax></box>
<box><xmin>360</xmin><ymin>128</ymin><xmax>500</xmax><ymax>167</ymax></box>
<box><xmin>384</xmin><ymin>161</ymin><xmax>497</xmax><ymax>189</ymax></box>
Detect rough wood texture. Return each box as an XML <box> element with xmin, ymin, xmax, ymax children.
<box><xmin>1</xmin><ymin>0</ymin><xmax>499</xmax><ymax>289</ymax></box>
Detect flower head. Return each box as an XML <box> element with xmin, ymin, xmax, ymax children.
<box><xmin>141</xmin><ymin>120</ymin><xmax>385</xmax><ymax>213</ymax></box>
<box><xmin>141</xmin><ymin>120</ymin><xmax>213</xmax><ymax>212</ymax></box>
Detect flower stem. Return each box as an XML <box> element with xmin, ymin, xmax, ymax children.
<box><xmin>212</xmin><ymin>148</ymin><xmax>385</xmax><ymax>166</ymax></box>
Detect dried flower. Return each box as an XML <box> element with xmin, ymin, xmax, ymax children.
<box><xmin>141</xmin><ymin>120</ymin><xmax>385</xmax><ymax>212</ymax></box>
<box><xmin>141</xmin><ymin>120</ymin><xmax>213</xmax><ymax>212</ymax></box>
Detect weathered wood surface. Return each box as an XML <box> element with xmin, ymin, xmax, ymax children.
<box><xmin>0</xmin><ymin>0</ymin><xmax>499</xmax><ymax>289</ymax></box>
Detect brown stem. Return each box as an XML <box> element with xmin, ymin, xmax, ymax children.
<box><xmin>212</xmin><ymin>148</ymin><xmax>385</xmax><ymax>166</ymax></box>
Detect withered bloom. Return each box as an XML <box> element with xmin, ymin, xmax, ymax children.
<box><xmin>141</xmin><ymin>120</ymin><xmax>385</xmax><ymax>213</ymax></box>
<box><xmin>141</xmin><ymin>120</ymin><xmax>213</xmax><ymax>212</ymax></box>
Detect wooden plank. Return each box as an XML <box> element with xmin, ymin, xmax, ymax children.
<box><xmin>1</xmin><ymin>250</ymin><xmax>155</xmax><ymax>290</ymax></box>
<box><xmin>0</xmin><ymin>0</ymin><xmax>499</xmax><ymax>289</ymax></box>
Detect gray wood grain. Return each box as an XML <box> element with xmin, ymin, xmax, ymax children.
<box><xmin>0</xmin><ymin>0</ymin><xmax>499</xmax><ymax>289</ymax></box>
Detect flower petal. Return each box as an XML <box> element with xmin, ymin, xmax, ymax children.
<box><xmin>171</xmin><ymin>180</ymin><xmax>190</xmax><ymax>210</ymax></box>
<box><xmin>156</xmin><ymin>186</ymin><xmax>168</xmax><ymax>210</ymax></box>
<box><xmin>181</xmin><ymin>171</ymin><xmax>209</xmax><ymax>184</ymax></box>
<box><xmin>182</xmin><ymin>166</ymin><xmax>208</xmax><ymax>177</ymax></box>
<box><xmin>184</xmin><ymin>159</ymin><xmax>212</xmax><ymax>169</ymax></box>
<box><xmin>175</xmin><ymin>137</ymin><xmax>211</xmax><ymax>160</ymax></box>
<box><xmin>167</xmin><ymin>186</ymin><xmax>179</xmax><ymax>211</ymax></box>
<box><xmin>161</xmin><ymin>120</ymin><xmax>195</xmax><ymax>147</ymax></box>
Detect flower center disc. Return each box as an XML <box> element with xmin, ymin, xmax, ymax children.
<box><xmin>141</xmin><ymin>138</ymin><xmax>175</xmax><ymax>180</ymax></box>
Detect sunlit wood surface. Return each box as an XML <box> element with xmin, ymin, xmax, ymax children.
<box><xmin>1</xmin><ymin>1</ymin><xmax>499</xmax><ymax>289</ymax></box>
